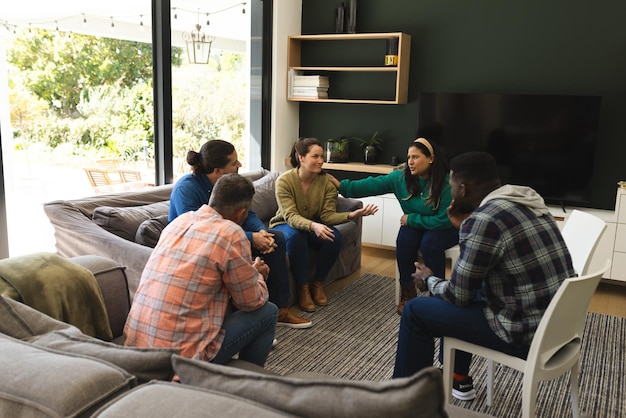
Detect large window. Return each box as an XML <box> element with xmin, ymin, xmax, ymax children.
<box><xmin>0</xmin><ymin>0</ymin><xmax>264</xmax><ymax>257</ymax></box>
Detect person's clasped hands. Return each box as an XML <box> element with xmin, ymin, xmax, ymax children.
<box><xmin>252</xmin><ymin>256</ymin><xmax>270</xmax><ymax>280</ymax></box>
<box><xmin>252</xmin><ymin>230</ymin><xmax>278</xmax><ymax>254</ymax></box>
<box><xmin>412</xmin><ymin>261</ymin><xmax>433</xmax><ymax>292</ymax></box>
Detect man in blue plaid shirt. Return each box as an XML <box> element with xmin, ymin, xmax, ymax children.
<box><xmin>392</xmin><ymin>151</ymin><xmax>575</xmax><ymax>401</ymax></box>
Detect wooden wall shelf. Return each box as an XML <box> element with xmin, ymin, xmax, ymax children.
<box><xmin>287</xmin><ymin>32</ymin><xmax>411</xmax><ymax>105</ymax></box>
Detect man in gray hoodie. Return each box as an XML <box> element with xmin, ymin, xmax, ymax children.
<box><xmin>392</xmin><ymin>151</ymin><xmax>575</xmax><ymax>402</ymax></box>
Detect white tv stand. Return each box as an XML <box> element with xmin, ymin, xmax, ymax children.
<box><xmin>548</xmin><ymin>188</ymin><xmax>626</xmax><ymax>283</ymax></box>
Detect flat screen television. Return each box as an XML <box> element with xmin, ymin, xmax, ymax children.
<box><xmin>416</xmin><ymin>92</ymin><xmax>603</xmax><ymax>209</ymax></box>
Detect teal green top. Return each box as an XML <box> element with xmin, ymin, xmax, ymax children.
<box><xmin>338</xmin><ymin>169</ymin><xmax>453</xmax><ymax>230</ymax></box>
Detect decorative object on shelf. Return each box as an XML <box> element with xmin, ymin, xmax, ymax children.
<box><xmin>619</xmin><ymin>181</ymin><xmax>626</xmax><ymax>189</ymax></box>
<box><xmin>385</xmin><ymin>38</ymin><xmax>399</xmax><ymax>66</ymax></box>
<box><xmin>334</xmin><ymin>2</ymin><xmax>345</xmax><ymax>33</ymax></box>
<box><xmin>347</xmin><ymin>0</ymin><xmax>357</xmax><ymax>34</ymax></box>
<box><xmin>183</xmin><ymin>8</ymin><xmax>216</xmax><ymax>64</ymax></box>
<box><xmin>326</xmin><ymin>137</ymin><xmax>350</xmax><ymax>163</ymax></box>
<box><xmin>352</xmin><ymin>131</ymin><xmax>383</xmax><ymax>165</ymax></box>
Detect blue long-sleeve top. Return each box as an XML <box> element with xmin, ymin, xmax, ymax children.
<box><xmin>168</xmin><ymin>173</ymin><xmax>266</xmax><ymax>241</ymax></box>
<box><xmin>338</xmin><ymin>169</ymin><xmax>453</xmax><ymax>230</ymax></box>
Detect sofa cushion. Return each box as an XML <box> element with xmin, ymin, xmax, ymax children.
<box><xmin>0</xmin><ymin>296</ymin><xmax>176</xmax><ymax>384</ymax></box>
<box><xmin>91</xmin><ymin>381</ymin><xmax>289</xmax><ymax>417</ymax></box>
<box><xmin>172</xmin><ymin>355</ymin><xmax>447</xmax><ymax>418</ymax></box>
<box><xmin>135</xmin><ymin>214</ymin><xmax>169</xmax><ymax>247</ymax></box>
<box><xmin>251</xmin><ymin>171</ymin><xmax>280</xmax><ymax>222</ymax></box>
<box><xmin>0</xmin><ymin>333</ymin><xmax>135</xmax><ymax>417</ymax></box>
<box><xmin>93</xmin><ymin>201</ymin><xmax>170</xmax><ymax>241</ymax></box>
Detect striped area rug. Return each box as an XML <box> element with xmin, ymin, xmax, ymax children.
<box><xmin>265</xmin><ymin>273</ymin><xmax>626</xmax><ymax>418</ymax></box>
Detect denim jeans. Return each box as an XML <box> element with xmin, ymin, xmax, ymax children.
<box><xmin>211</xmin><ymin>302</ymin><xmax>278</xmax><ymax>367</ymax></box>
<box><xmin>396</xmin><ymin>226</ymin><xmax>459</xmax><ymax>287</ymax></box>
<box><xmin>273</xmin><ymin>224</ymin><xmax>343</xmax><ymax>286</ymax></box>
<box><xmin>251</xmin><ymin>229</ymin><xmax>290</xmax><ymax>308</ymax></box>
<box><xmin>392</xmin><ymin>296</ymin><xmax>528</xmax><ymax>378</ymax></box>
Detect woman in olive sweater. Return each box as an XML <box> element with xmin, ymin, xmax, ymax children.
<box><xmin>270</xmin><ymin>137</ymin><xmax>377</xmax><ymax>312</ymax></box>
<box><xmin>329</xmin><ymin>138</ymin><xmax>458</xmax><ymax>315</ymax></box>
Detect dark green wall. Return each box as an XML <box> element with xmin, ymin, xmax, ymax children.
<box><xmin>299</xmin><ymin>0</ymin><xmax>626</xmax><ymax>210</ymax></box>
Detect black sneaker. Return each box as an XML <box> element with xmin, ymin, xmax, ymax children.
<box><xmin>452</xmin><ymin>375</ymin><xmax>476</xmax><ymax>401</ymax></box>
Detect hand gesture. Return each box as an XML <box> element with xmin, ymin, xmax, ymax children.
<box><xmin>447</xmin><ymin>200</ymin><xmax>470</xmax><ymax>230</ymax></box>
<box><xmin>349</xmin><ymin>203</ymin><xmax>378</xmax><ymax>219</ymax></box>
<box><xmin>252</xmin><ymin>230</ymin><xmax>277</xmax><ymax>254</ymax></box>
<box><xmin>412</xmin><ymin>262</ymin><xmax>433</xmax><ymax>292</ymax></box>
<box><xmin>252</xmin><ymin>256</ymin><xmax>270</xmax><ymax>280</ymax></box>
<box><xmin>310</xmin><ymin>222</ymin><xmax>336</xmax><ymax>242</ymax></box>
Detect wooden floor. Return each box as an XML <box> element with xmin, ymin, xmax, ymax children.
<box><xmin>326</xmin><ymin>246</ymin><xmax>626</xmax><ymax>319</ymax></box>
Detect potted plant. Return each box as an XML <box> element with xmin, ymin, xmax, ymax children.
<box><xmin>325</xmin><ymin>137</ymin><xmax>350</xmax><ymax>163</ymax></box>
<box><xmin>352</xmin><ymin>131</ymin><xmax>383</xmax><ymax>164</ymax></box>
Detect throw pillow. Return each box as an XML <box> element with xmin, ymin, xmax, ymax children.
<box><xmin>0</xmin><ymin>296</ymin><xmax>176</xmax><ymax>384</ymax></box>
<box><xmin>0</xmin><ymin>333</ymin><xmax>135</xmax><ymax>417</ymax></box>
<box><xmin>251</xmin><ymin>171</ymin><xmax>280</xmax><ymax>222</ymax></box>
<box><xmin>92</xmin><ymin>201</ymin><xmax>170</xmax><ymax>241</ymax></box>
<box><xmin>91</xmin><ymin>381</ymin><xmax>288</xmax><ymax>417</ymax></box>
<box><xmin>135</xmin><ymin>214</ymin><xmax>169</xmax><ymax>247</ymax></box>
<box><xmin>172</xmin><ymin>355</ymin><xmax>448</xmax><ymax>418</ymax></box>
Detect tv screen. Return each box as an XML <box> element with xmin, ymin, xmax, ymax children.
<box><xmin>417</xmin><ymin>92</ymin><xmax>602</xmax><ymax>209</ymax></box>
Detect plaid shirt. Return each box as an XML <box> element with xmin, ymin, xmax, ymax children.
<box><xmin>430</xmin><ymin>198</ymin><xmax>574</xmax><ymax>346</ymax></box>
<box><xmin>123</xmin><ymin>205</ymin><xmax>268</xmax><ymax>361</ymax></box>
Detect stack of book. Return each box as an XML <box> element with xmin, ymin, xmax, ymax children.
<box><xmin>291</xmin><ymin>74</ymin><xmax>329</xmax><ymax>99</ymax></box>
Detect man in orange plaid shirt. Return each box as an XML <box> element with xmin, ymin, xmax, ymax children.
<box><xmin>124</xmin><ymin>174</ymin><xmax>278</xmax><ymax>366</ymax></box>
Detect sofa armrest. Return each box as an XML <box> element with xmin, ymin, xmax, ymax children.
<box><xmin>70</xmin><ymin>255</ymin><xmax>130</xmax><ymax>341</ymax></box>
<box><xmin>337</xmin><ymin>196</ymin><xmax>363</xmax><ymax>212</ymax></box>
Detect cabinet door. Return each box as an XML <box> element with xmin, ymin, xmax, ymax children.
<box><xmin>381</xmin><ymin>196</ymin><xmax>403</xmax><ymax>247</ymax></box>
<box><xmin>360</xmin><ymin>196</ymin><xmax>384</xmax><ymax>245</ymax></box>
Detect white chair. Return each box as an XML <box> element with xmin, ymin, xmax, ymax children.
<box><xmin>394</xmin><ymin>244</ymin><xmax>460</xmax><ymax>305</ymax></box>
<box><xmin>560</xmin><ymin>209</ymin><xmax>607</xmax><ymax>275</ymax></box>
<box><xmin>442</xmin><ymin>260</ymin><xmax>611</xmax><ymax>418</ymax></box>
<box><xmin>476</xmin><ymin>210</ymin><xmax>606</xmax><ymax>414</ymax></box>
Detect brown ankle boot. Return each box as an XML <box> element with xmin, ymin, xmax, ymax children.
<box><xmin>397</xmin><ymin>284</ymin><xmax>418</xmax><ymax>315</ymax></box>
<box><xmin>311</xmin><ymin>280</ymin><xmax>328</xmax><ymax>306</ymax></box>
<box><xmin>299</xmin><ymin>284</ymin><xmax>316</xmax><ymax>312</ymax></box>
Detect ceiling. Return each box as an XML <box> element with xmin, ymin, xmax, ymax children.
<box><xmin>0</xmin><ymin>0</ymin><xmax>249</xmax><ymax>52</ymax></box>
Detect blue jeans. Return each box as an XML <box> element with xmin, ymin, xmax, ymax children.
<box><xmin>392</xmin><ymin>296</ymin><xmax>528</xmax><ymax>378</ymax></box>
<box><xmin>211</xmin><ymin>302</ymin><xmax>278</xmax><ymax>367</ymax></box>
<box><xmin>252</xmin><ymin>229</ymin><xmax>290</xmax><ymax>308</ymax></box>
<box><xmin>396</xmin><ymin>226</ymin><xmax>459</xmax><ymax>287</ymax></box>
<box><xmin>273</xmin><ymin>224</ymin><xmax>343</xmax><ymax>285</ymax></box>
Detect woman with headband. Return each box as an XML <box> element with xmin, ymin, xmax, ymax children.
<box><xmin>329</xmin><ymin>138</ymin><xmax>458</xmax><ymax>315</ymax></box>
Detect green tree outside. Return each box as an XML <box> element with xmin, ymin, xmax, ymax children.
<box><xmin>6</xmin><ymin>27</ymin><xmax>247</xmax><ymax>167</ymax></box>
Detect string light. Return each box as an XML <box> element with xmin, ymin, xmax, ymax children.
<box><xmin>1</xmin><ymin>2</ymin><xmax>247</xmax><ymax>35</ymax></box>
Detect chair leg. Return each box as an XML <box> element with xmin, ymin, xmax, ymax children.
<box><xmin>569</xmin><ymin>362</ymin><xmax>580</xmax><ymax>418</ymax></box>
<box><xmin>486</xmin><ymin>359</ymin><xmax>494</xmax><ymax>406</ymax></box>
<box><xmin>442</xmin><ymin>345</ymin><xmax>456</xmax><ymax>404</ymax></box>
<box><xmin>521</xmin><ymin>373</ymin><xmax>539</xmax><ymax>418</ymax></box>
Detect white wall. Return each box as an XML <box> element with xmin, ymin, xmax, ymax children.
<box><xmin>270</xmin><ymin>0</ymin><xmax>301</xmax><ymax>171</ymax></box>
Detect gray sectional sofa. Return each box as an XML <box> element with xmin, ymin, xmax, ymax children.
<box><xmin>0</xmin><ymin>253</ymin><xmax>489</xmax><ymax>417</ymax></box>
<box><xmin>43</xmin><ymin>169</ymin><xmax>364</xmax><ymax>303</ymax></box>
